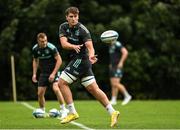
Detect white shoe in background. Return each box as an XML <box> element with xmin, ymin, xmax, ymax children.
<box><xmin>122</xmin><ymin>95</ymin><xmax>132</xmax><ymax>106</ymax></box>
<box><xmin>110</xmin><ymin>100</ymin><xmax>117</xmax><ymax>105</ymax></box>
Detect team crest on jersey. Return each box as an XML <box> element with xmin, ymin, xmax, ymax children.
<box><xmin>45</xmin><ymin>49</ymin><xmax>49</xmax><ymax>54</ymax></box>
<box><xmin>75</xmin><ymin>30</ymin><xmax>80</xmax><ymax>36</ymax></box>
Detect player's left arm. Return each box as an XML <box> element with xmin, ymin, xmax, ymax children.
<box><xmin>118</xmin><ymin>47</ymin><xmax>128</xmax><ymax>68</ymax></box>
<box><xmin>85</xmin><ymin>40</ymin><xmax>98</xmax><ymax>64</ymax></box>
<box><xmin>49</xmin><ymin>53</ymin><xmax>62</xmax><ymax>82</ymax></box>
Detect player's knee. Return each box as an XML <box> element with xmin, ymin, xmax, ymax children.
<box><xmin>112</xmin><ymin>82</ymin><xmax>119</xmax><ymax>88</ymax></box>
<box><xmin>37</xmin><ymin>90</ymin><xmax>45</xmax><ymax>97</ymax></box>
<box><xmin>86</xmin><ymin>86</ymin><xmax>96</xmax><ymax>94</ymax></box>
<box><xmin>52</xmin><ymin>85</ymin><xmax>59</xmax><ymax>92</ymax></box>
<box><xmin>86</xmin><ymin>83</ymin><xmax>99</xmax><ymax>94</ymax></box>
<box><xmin>87</xmin><ymin>86</ymin><xmax>102</xmax><ymax>96</ymax></box>
<box><xmin>59</xmin><ymin>78</ymin><xmax>69</xmax><ymax>87</ymax></box>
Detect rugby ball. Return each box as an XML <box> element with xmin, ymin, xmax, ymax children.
<box><xmin>100</xmin><ymin>30</ymin><xmax>119</xmax><ymax>43</ymax></box>
<box><xmin>32</xmin><ymin>108</ymin><xmax>45</xmax><ymax>118</ymax></box>
<box><xmin>49</xmin><ymin>108</ymin><xmax>60</xmax><ymax>118</ymax></box>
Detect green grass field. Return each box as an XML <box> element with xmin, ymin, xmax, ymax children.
<box><xmin>0</xmin><ymin>100</ymin><xmax>180</xmax><ymax>129</ymax></box>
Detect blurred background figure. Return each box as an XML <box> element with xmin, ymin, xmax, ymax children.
<box><xmin>101</xmin><ymin>30</ymin><xmax>132</xmax><ymax>106</ymax></box>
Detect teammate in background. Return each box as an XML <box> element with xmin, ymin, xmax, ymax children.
<box><xmin>32</xmin><ymin>32</ymin><xmax>68</xmax><ymax>118</ymax></box>
<box><xmin>108</xmin><ymin>32</ymin><xmax>132</xmax><ymax>105</ymax></box>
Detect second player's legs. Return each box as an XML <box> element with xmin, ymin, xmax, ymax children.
<box><xmin>37</xmin><ymin>86</ymin><xmax>46</xmax><ymax>110</ymax></box>
<box><xmin>53</xmin><ymin>81</ymin><xmax>69</xmax><ymax>118</ymax></box>
<box><xmin>58</xmin><ymin>77</ymin><xmax>79</xmax><ymax>124</ymax></box>
<box><xmin>53</xmin><ymin>82</ymin><xmax>65</xmax><ymax>105</ymax></box>
<box><xmin>111</xmin><ymin>85</ymin><xmax>119</xmax><ymax>97</ymax></box>
<box><xmin>110</xmin><ymin>85</ymin><xmax>119</xmax><ymax>105</ymax></box>
<box><xmin>110</xmin><ymin>77</ymin><xmax>131</xmax><ymax>105</ymax></box>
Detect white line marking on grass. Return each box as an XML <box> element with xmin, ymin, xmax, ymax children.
<box><xmin>20</xmin><ymin>102</ymin><xmax>94</xmax><ymax>130</ymax></box>
<box><xmin>21</xmin><ymin>102</ymin><xmax>36</xmax><ymax>110</ymax></box>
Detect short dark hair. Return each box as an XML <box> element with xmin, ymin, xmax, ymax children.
<box><xmin>65</xmin><ymin>7</ymin><xmax>79</xmax><ymax>16</ymax></box>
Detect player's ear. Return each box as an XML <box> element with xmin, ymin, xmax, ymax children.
<box><xmin>65</xmin><ymin>14</ymin><xmax>69</xmax><ymax>21</ymax></box>
<box><xmin>77</xmin><ymin>15</ymin><xmax>79</xmax><ymax>20</ymax></box>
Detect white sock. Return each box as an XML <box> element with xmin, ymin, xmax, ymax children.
<box><xmin>106</xmin><ymin>103</ymin><xmax>115</xmax><ymax>115</ymax></box>
<box><xmin>111</xmin><ymin>96</ymin><xmax>117</xmax><ymax>102</ymax></box>
<box><xmin>67</xmin><ymin>103</ymin><xmax>77</xmax><ymax>114</ymax></box>
<box><xmin>60</xmin><ymin>104</ymin><xmax>66</xmax><ymax>110</ymax></box>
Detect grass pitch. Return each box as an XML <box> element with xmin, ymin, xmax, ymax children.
<box><xmin>0</xmin><ymin>100</ymin><xmax>180</xmax><ymax>129</ymax></box>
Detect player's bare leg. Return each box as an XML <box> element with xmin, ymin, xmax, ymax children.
<box><xmin>110</xmin><ymin>86</ymin><xmax>118</xmax><ymax>105</ymax></box>
<box><xmin>58</xmin><ymin>78</ymin><xmax>79</xmax><ymax>123</ymax></box>
<box><xmin>53</xmin><ymin>82</ymin><xmax>69</xmax><ymax>119</ymax></box>
<box><xmin>37</xmin><ymin>87</ymin><xmax>46</xmax><ymax>111</ymax></box>
<box><xmin>111</xmin><ymin>78</ymin><xmax>131</xmax><ymax>105</ymax></box>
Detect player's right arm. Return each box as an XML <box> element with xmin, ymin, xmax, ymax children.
<box><xmin>85</xmin><ymin>40</ymin><xmax>98</xmax><ymax>64</ymax></box>
<box><xmin>59</xmin><ymin>23</ymin><xmax>83</xmax><ymax>53</ymax></box>
<box><xmin>60</xmin><ymin>36</ymin><xmax>83</xmax><ymax>53</ymax></box>
<box><xmin>32</xmin><ymin>58</ymin><xmax>39</xmax><ymax>83</ymax></box>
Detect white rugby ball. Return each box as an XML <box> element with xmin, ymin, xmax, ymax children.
<box><xmin>100</xmin><ymin>30</ymin><xmax>119</xmax><ymax>43</ymax></box>
<box><xmin>32</xmin><ymin>108</ymin><xmax>45</xmax><ymax>118</ymax></box>
<box><xmin>49</xmin><ymin>108</ymin><xmax>60</xmax><ymax>118</ymax></box>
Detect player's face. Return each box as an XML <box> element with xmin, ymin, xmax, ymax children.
<box><xmin>38</xmin><ymin>37</ymin><xmax>47</xmax><ymax>48</ymax></box>
<box><xmin>66</xmin><ymin>13</ymin><xmax>79</xmax><ymax>27</ymax></box>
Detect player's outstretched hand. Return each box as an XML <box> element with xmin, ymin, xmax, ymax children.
<box><xmin>73</xmin><ymin>44</ymin><xmax>83</xmax><ymax>53</ymax></box>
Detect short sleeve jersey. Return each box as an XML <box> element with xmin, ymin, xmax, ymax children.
<box><xmin>59</xmin><ymin>22</ymin><xmax>92</xmax><ymax>59</ymax></box>
<box><xmin>32</xmin><ymin>42</ymin><xmax>59</xmax><ymax>73</ymax></box>
<box><xmin>109</xmin><ymin>41</ymin><xmax>123</xmax><ymax>67</ymax></box>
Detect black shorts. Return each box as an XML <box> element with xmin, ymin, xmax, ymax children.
<box><xmin>110</xmin><ymin>68</ymin><xmax>123</xmax><ymax>78</ymax></box>
<box><xmin>38</xmin><ymin>71</ymin><xmax>60</xmax><ymax>87</ymax></box>
<box><xmin>64</xmin><ymin>56</ymin><xmax>94</xmax><ymax>79</ymax></box>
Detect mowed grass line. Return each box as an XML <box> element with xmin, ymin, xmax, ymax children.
<box><xmin>0</xmin><ymin>100</ymin><xmax>180</xmax><ymax>129</ymax></box>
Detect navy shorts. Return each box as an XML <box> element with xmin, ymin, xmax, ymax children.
<box><xmin>64</xmin><ymin>56</ymin><xmax>94</xmax><ymax>78</ymax></box>
<box><xmin>109</xmin><ymin>68</ymin><xmax>123</xmax><ymax>78</ymax></box>
<box><xmin>38</xmin><ymin>71</ymin><xmax>60</xmax><ymax>87</ymax></box>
